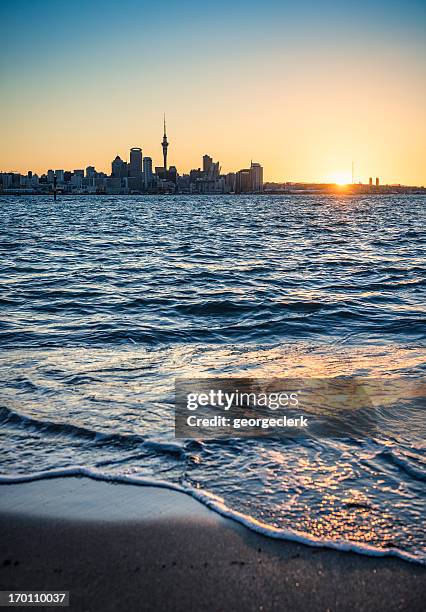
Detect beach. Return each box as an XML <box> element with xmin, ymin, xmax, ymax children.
<box><xmin>1</xmin><ymin>195</ymin><xmax>425</xmax><ymax>608</ymax></box>
<box><xmin>0</xmin><ymin>477</ymin><xmax>425</xmax><ymax>611</ymax></box>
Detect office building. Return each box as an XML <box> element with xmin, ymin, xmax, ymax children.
<box><xmin>225</xmin><ymin>172</ymin><xmax>236</xmax><ymax>193</ymax></box>
<box><xmin>111</xmin><ymin>155</ymin><xmax>128</xmax><ymax>178</ymax></box>
<box><xmin>0</xmin><ymin>173</ymin><xmax>12</xmax><ymax>188</ymax></box>
<box><xmin>203</xmin><ymin>155</ymin><xmax>213</xmax><ymax>175</ymax></box>
<box><xmin>143</xmin><ymin>156</ymin><xmax>153</xmax><ymax>190</ymax></box>
<box><xmin>129</xmin><ymin>147</ymin><xmax>142</xmax><ymax>177</ymax></box>
<box><xmin>168</xmin><ymin>166</ymin><xmax>178</xmax><ymax>184</ymax></box>
<box><xmin>236</xmin><ymin>168</ymin><xmax>252</xmax><ymax>193</ymax></box>
<box><xmin>202</xmin><ymin>154</ymin><xmax>219</xmax><ymax>179</ymax></box>
<box><xmin>250</xmin><ymin>162</ymin><xmax>263</xmax><ymax>192</ymax></box>
<box><xmin>71</xmin><ymin>170</ymin><xmax>84</xmax><ymax>188</ymax></box>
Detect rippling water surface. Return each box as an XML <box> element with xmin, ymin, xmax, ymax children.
<box><xmin>0</xmin><ymin>194</ymin><xmax>425</xmax><ymax>561</ymax></box>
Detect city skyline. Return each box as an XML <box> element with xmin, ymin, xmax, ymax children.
<box><xmin>0</xmin><ymin>121</ymin><xmax>267</xmax><ymax>195</ymax></box>
<box><xmin>1</xmin><ymin>0</ymin><xmax>425</xmax><ymax>184</ymax></box>
<box><xmin>1</xmin><ymin>109</ymin><xmax>425</xmax><ymax>187</ymax></box>
<box><xmin>1</xmin><ymin>120</ymin><xmax>422</xmax><ymax>190</ymax></box>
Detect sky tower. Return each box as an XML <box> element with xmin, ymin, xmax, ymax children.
<box><xmin>162</xmin><ymin>114</ymin><xmax>169</xmax><ymax>171</ymax></box>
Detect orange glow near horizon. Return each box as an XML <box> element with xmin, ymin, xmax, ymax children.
<box><xmin>1</xmin><ymin>3</ymin><xmax>425</xmax><ymax>186</ymax></box>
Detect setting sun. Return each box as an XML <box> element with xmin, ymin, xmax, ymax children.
<box><xmin>327</xmin><ymin>172</ymin><xmax>352</xmax><ymax>185</ymax></box>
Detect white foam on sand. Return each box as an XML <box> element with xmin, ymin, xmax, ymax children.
<box><xmin>0</xmin><ymin>466</ymin><xmax>423</xmax><ymax>565</ymax></box>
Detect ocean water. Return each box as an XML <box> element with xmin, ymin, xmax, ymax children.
<box><xmin>0</xmin><ymin>194</ymin><xmax>425</xmax><ymax>563</ymax></box>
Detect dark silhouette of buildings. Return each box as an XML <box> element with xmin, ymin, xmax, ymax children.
<box><xmin>0</xmin><ymin>117</ymin><xmax>266</xmax><ymax>195</ymax></box>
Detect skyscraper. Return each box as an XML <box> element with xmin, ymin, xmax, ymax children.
<box><xmin>376</xmin><ymin>177</ymin><xmax>380</xmax><ymax>187</ymax></box>
<box><xmin>162</xmin><ymin>115</ymin><xmax>169</xmax><ymax>171</ymax></box>
<box><xmin>202</xmin><ymin>154</ymin><xmax>220</xmax><ymax>179</ymax></box>
<box><xmin>203</xmin><ymin>155</ymin><xmax>213</xmax><ymax>175</ymax></box>
<box><xmin>129</xmin><ymin>147</ymin><xmax>142</xmax><ymax>178</ymax></box>
<box><xmin>111</xmin><ymin>155</ymin><xmax>127</xmax><ymax>178</ymax></box>
<box><xmin>250</xmin><ymin>162</ymin><xmax>263</xmax><ymax>192</ymax></box>
<box><xmin>143</xmin><ymin>156</ymin><xmax>153</xmax><ymax>190</ymax></box>
<box><xmin>236</xmin><ymin>168</ymin><xmax>252</xmax><ymax>193</ymax></box>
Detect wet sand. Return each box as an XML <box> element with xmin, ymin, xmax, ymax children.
<box><xmin>0</xmin><ymin>477</ymin><xmax>424</xmax><ymax>611</ymax></box>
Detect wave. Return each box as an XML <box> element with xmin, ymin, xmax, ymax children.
<box><xmin>0</xmin><ymin>406</ymin><xmax>185</xmax><ymax>457</ymax></box>
<box><xmin>0</xmin><ymin>466</ymin><xmax>423</xmax><ymax>565</ymax></box>
<box><xmin>378</xmin><ymin>448</ymin><xmax>426</xmax><ymax>482</ymax></box>
<box><xmin>1</xmin><ymin>309</ymin><xmax>424</xmax><ymax>350</ymax></box>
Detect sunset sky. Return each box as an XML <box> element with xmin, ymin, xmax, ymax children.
<box><xmin>1</xmin><ymin>0</ymin><xmax>425</xmax><ymax>184</ymax></box>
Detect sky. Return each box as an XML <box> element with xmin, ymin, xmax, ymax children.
<box><xmin>1</xmin><ymin>0</ymin><xmax>425</xmax><ymax>184</ymax></box>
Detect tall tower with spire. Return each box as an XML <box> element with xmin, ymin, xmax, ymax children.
<box><xmin>162</xmin><ymin>114</ymin><xmax>169</xmax><ymax>172</ymax></box>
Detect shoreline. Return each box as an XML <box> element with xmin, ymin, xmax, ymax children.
<box><xmin>1</xmin><ymin>467</ymin><xmax>422</xmax><ymax>566</ymax></box>
<box><xmin>0</xmin><ymin>477</ymin><xmax>425</xmax><ymax>611</ymax></box>
<box><xmin>1</xmin><ymin>190</ymin><xmax>426</xmax><ymax>197</ymax></box>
